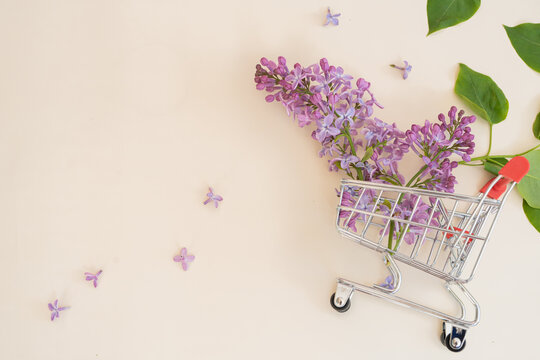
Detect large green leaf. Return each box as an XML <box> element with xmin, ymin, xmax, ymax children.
<box><xmin>517</xmin><ymin>150</ymin><xmax>540</xmax><ymax>208</ymax></box>
<box><xmin>533</xmin><ymin>112</ymin><xmax>540</xmax><ymax>140</ymax></box>
<box><xmin>523</xmin><ymin>199</ymin><xmax>540</xmax><ymax>233</ymax></box>
<box><xmin>483</xmin><ymin>157</ymin><xmax>508</xmax><ymax>175</ymax></box>
<box><xmin>454</xmin><ymin>63</ymin><xmax>509</xmax><ymax>125</ymax></box>
<box><xmin>427</xmin><ymin>0</ymin><xmax>481</xmax><ymax>35</ymax></box>
<box><xmin>504</xmin><ymin>23</ymin><xmax>540</xmax><ymax>73</ymax></box>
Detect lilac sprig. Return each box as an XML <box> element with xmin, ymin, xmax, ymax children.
<box><xmin>405</xmin><ymin>106</ymin><xmax>476</xmax><ymax>192</ymax></box>
<box><xmin>254</xmin><ymin>57</ymin><xmax>476</xmax><ymax>246</ymax></box>
<box><xmin>255</xmin><ymin>57</ymin><xmax>404</xmax><ymax>184</ymax></box>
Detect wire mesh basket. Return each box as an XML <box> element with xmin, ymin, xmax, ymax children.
<box><xmin>330</xmin><ymin>156</ymin><xmax>530</xmax><ymax>352</ymax></box>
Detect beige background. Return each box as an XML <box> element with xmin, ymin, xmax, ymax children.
<box><xmin>1</xmin><ymin>0</ymin><xmax>539</xmax><ymax>359</ymax></box>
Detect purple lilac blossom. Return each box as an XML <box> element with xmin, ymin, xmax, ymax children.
<box><xmin>84</xmin><ymin>270</ymin><xmax>102</xmax><ymax>288</ymax></box>
<box><xmin>173</xmin><ymin>247</ymin><xmax>195</xmax><ymax>271</ymax></box>
<box><xmin>390</xmin><ymin>61</ymin><xmax>412</xmax><ymax>80</ymax></box>
<box><xmin>406</xmin><ymin>106</ymin><xmax>475</xmax><ymax>193</ymax></box>
<box><xmin>48</xmin><ymin>299</ymin><xmax>69</xmax><ymax>321</ymax></box>
<box><xmin>324</xmin><ymin>8</ymin><xmax>341</xmax><ymax>26</ymax></box>
<box><xmin>203</xmin><ymin>187</ymin><xmax>223</xmax><ymax>208</ymax></box>
<box><xmin>378</xmin><ymin>275</ymin><xmax>394</xmax><ymax>290</ymax></box>
<box><xmin>254</xmin><ymin>57</ymin><xmax>475</xmax><ymax>243</ymax></box>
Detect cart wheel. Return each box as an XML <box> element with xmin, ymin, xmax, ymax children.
<box><xmin>444</xmin><ymin>334</ymin><xmax>466</xmax><ymax>352</ymax></box>
<box><xmin>440</xmin><ymin>331</ymin><xmax>446</xmax><ymax>345</ymax></box>
<box><xmin>330</xmin><ymin>293</ymin><xmax>351</xmax><ymax>313</ymax></box>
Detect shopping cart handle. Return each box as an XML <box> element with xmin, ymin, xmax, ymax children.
<box><xmin>479</xmin><ymin>156</ymin><xmax>530</xmax><ymax>199</ymax></box>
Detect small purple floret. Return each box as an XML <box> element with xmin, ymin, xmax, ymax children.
<box><xmin>173</xmin><ymin>247</ymin><xmax>195</xmax><ymax>271</ymax></box>
<box><xmin>48</xmin><ymin>299</ymin><xmax>69</xmax><ymax>321</ymax></box>
<box><xmin>84</xmin><ymin>270</ymin><xmax>103</xmax><ymax>288</ymax></box>
<box><xmin>324</xmin><ymin>8</ymin><xmax>341</xmax><ymax>26</ymax></box>
<box><xmin>203</xmin><ymin>187</ymin><xmax>223</xmax><ymax>208</ymax></box>
<box><xmin>390</xmin><ymin>60</ymin><xmax>412</xmax><ymax>80</ymax></box>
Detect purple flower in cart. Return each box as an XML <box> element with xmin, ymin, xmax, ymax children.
<box><xmin>324</xmin><ymin>8</ymin><xmax>341</xmax><ymax>26</ymax></box>
<box><xmin>390</xmin><ymin>61</ymin><xmax>412</xmax><ymax>80</ymax></box>
<box><xmin>173</xmin><ymin>247</ymin><xmax>195</xmax><ymax>271</ymax></box>
<box><xmin>333</xmin><ymin>154</ymin><xmax>360</xmax><ymax>172</ymax></box>
<box><xmin>48</xmin><ymin>299</ymin><xmax>69</xmax><ymax>321</ymax></box>
<box><xmin>203</xmin><ymin>187</ymin><xmax>223</xmax><ymax>208</ymax></box>
<box><xmin>378</xmin><ymin>275</ymin><xmax>394</xmax><ymax>290</ymax></box>
<box><xmin>315</xmin><ymin>114</ymin><xmax>340</xmax><ymax>142</ymax></box>
<box><xmin>84</xmin><ymin>270</ymin><xmax>102</xmax><ymax>288</ymax></box>
<box><xmin>339</xmin><ymin>188</ymin><xmax>375</xmax><ymax>230</ymax></box>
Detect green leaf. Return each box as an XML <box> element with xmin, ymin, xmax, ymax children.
<box><xmin>483</xmin><ymin>157</ymin><xmax>508</xmax><ymax>175</ymax></box>
<box><xmin>504</xmin><ymin>23</ymin><xmax>540</xmax><ymax>73</ymax></box>
<box><xmin>361</xmin><ymin>147</ymin><xmax>374</xmax><ymax>162</ymax></box>
<box><xmin>454</xmin><ymin>63</ymin><xmax>509</xmax><ymax>125</ymax></box>
<box><xmin>523</xmin><ymin>199</ymin><xmax>540</xmax><ymax>233</ymax></box>
<box><xmin>517</xmin><ymin>150</ymin><xmax>540</xmax><ymax>208</ymax></box>
<box><xmin>427</xmin><ymin>0</ymin><xmax>481</xmax><ymax>35</ymax></box>
<box><xmin>533</xmin><ymin>112</ymin><xmax>540</xmax><ymax>140</ymax></box>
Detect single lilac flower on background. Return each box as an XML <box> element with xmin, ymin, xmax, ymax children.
<box><xmin>173</xmin><ymin>247</ymin><xmax>195</xmax><ymax>271</ymax></box>
<box><xmin>203</xmin><ymin>187</ymin><xmax>223</xmax><ymax>208</ymax></box>
<box><xmin>390</xmin><ymin>61</ymin><xmax>412</xmax><ymax>79</ymax></box>
<box><xmin>84</xmin><ymin>270</ymin><xmax>103</xmax><ymax>288</ymax></box>
<box><xmin>324</xmin><ymin>7</ymin><xmax>341</xmax><ymax>26</ymax></box>
<box><xmin>48</xmin><ymin>299</ymin><xmax>69</xmax><ymax>321</ymax></box>
<box><xmin>378</xmin><ymin>275</ymin><xmax>394</xmax><ymax>290</ymax></box>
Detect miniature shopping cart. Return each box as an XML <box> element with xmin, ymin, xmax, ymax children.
<box><xmin>330</xmin><ymin>156</ymin><xmax>529</xmax><ymax>352</ymax></box>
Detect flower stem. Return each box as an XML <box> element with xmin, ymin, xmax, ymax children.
<box><xmin>387</xmin><ymin>220</ymin><xmax>395</xmax><ymax>249</ymax></box>
<box><xmin>406</xmin><ymin>164</ymin><xmax>428</xmax><ymax>187</ymax></box>
<box><xmin>342</xmin><ymin>126</ymin><xmax>357</xmax><ymax>156</ymax></box>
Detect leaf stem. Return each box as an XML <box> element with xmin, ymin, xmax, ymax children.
<box><xmin>487</xmin><ymin>123</ymin><xmax>493</xmax><ymax>156</ymax></box>
<box><xmin>458</xmin><ymin>143</ymin><xmax>540</xmax><ymax>164</ymax></box>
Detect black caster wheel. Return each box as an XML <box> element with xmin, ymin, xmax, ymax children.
<box><xmin>440</xmin><ymin>332</ymin><xmax>446</xmax><ymax>345</ymax></box>
<box><xmin>445</xmin><ymin>334</ymin><xmax>467</xmax><ymax>352</ymax></box>
<box><xmin>330</xmin><ymin>293</ymin><xmax>351</xmax><ymax>313</ymax></box>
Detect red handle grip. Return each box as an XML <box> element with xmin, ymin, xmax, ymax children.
<box><xmin>479</xmin><ymin>156</ymin><xmax>530</xmax><ymax>199</ymax></box>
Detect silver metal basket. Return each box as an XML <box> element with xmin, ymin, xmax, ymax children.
<box><xmin>330</xmin><ymin>156</ymin><xmax>530</xmax><ymax>352</ymax></box>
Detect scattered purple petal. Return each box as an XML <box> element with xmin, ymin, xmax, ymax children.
<box><xmin>173</xmin><ymin>247</ymin><xmax>195</xmax><ymax>271</ymax></box>
<box><xmin>390</xmin><ymin>60</ymin><xmax>412</xmax><ymax>80</ymax></box>
<box><xmin>203</xmin><ymin>187</ymin><xmax>223</xmax><ymax>208</ymax></box>
<box><xmin>48</xmin><ymin>299</ymin><xmax>69</xmax><ymax>321</ymax></box>
<box><xmin>378</xmin><ymin>275</ymin><xmax>394</xmax><ymax>290</ymax></box>
<box><xmin>324</xmin><ymin>7</ymin><xmax>341</xmax><ymax>26</ymax></box>
<box><xmin>84</xmin><ymin>270</ymin><xmax>103</xmax><ymax>288</ymax></box>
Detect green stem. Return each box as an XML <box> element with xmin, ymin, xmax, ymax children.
<box><xmin>459</xmin><ymin>143</ymin><xmax>540</xmax><ymax>164</ymax></box>
<box><xmin>406</xmin><ymin>164</ymin><xmax>428</xmax><ymax>187</ymax></box>
<box><xmin>342</xmin><ymin>126</ymin><xmax>357</xmax><ymax>157</ymax></box>
<box><xmin>393</xmin><ymin>229</ymin><xmax>405</xmax><ymax>252</ymax></box>
<box><xmin>487</xmin><ymin>124</ymin><xmax>493</xmax><ymax>156</ymax></box>
<box><xmin>387</xmin><ymin>220</ymin><xmax>395</xmax><ymax>249</ymax></box>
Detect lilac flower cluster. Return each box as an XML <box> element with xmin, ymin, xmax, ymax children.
<box><xmin>384</xmin><ymin>194</ymin><xmax>440</xmax><ymax>245</ymax></box>
<box><xmin>406</xmin><ymin>106</ymin><xmax>476</xmax><ymax>193</ymax></box>
<box><xmin>255</xmin><ymin>57</ymin><xmax>409</xmax><ymax>184</ymax></box>
<box><xmin>254</xmin><ymin>57</ymin><xmax>475</xmax><ymax>246</ymax></box>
